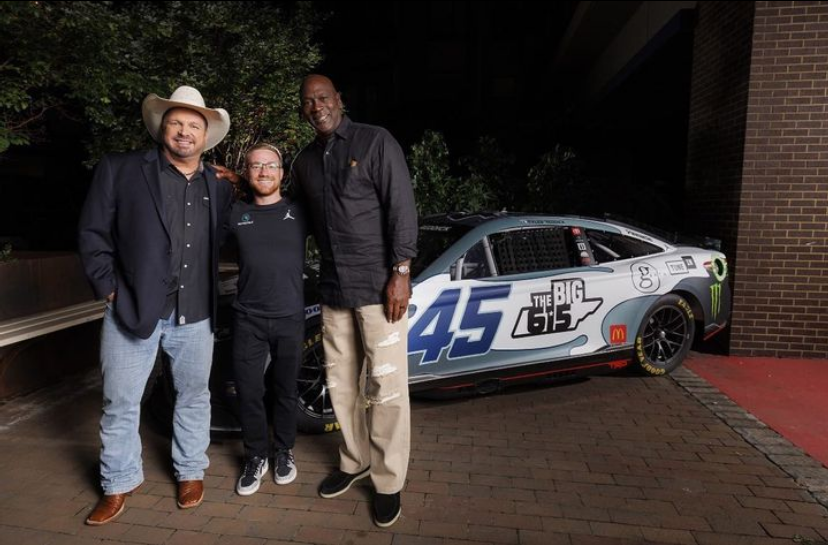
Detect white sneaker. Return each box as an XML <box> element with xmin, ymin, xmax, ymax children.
<box><xmin>274</xmin><ymin>449</ymin><xmax>297</xmax><ymax>485</ymax></box>
<box><xmin>236</xmin><ymin>456</ymin><xmax>268</xmax><ymax>496</ymax></box>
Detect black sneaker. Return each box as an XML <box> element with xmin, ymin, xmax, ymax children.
<box><xmin>373</xmin><ymin>491</ymin><xmax>401</xmax><ymax>527</ymax></box>
<box><xmin>318</xmin><ymin>468</ymin><xmax>370</xmax><ymax>498</ymax></box>
<box><xmin>274</xmin><ymin>449</ymin><xmax>297</xmax><ymax>485</ymax></box>
<box><xmin>236</xmin><ymin>456</ymin><xmax>268</xmax><ymax>496</ymax></box>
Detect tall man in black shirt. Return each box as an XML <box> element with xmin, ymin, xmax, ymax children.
<box><xmin>223</xmin><ymin>143</ymin><xmax>307</xmax><ymax>495</ymax></box>
<box><xmin>78</xmin><ymin>86</ymin><xmax>234</xmax><ymax>524</ymax></box>
<box><xmin>292</xmin><ymin>74</ymin><xmax>418</xmax><ymax>527</ymax></box>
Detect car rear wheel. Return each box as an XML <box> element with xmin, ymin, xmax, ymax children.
<box><xmin>633</xmin><ymin>294</ymin><xmax>695</xmax><ymax>376</ymax></box>
<box><xmin>296</xmin><ymin>326</ymin><xmax>340</xmax><ymax>434</ymax></box>
<box><xmin>147</xmin><ymin>324</ymin><xmax>341</xmax><ymax>436</ymax></box>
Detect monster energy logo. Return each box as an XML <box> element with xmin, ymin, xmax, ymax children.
<box><xmin>710</xmin><ymin>283</ymin><xmax>722</xmax><ymax>319</ymax></box>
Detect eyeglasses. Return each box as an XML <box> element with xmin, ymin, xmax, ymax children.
<box><xmin>248</xmin><ymin>162</ymin><xmax>282</xmax><ymax>171</ymax></box>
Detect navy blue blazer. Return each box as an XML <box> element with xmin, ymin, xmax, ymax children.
<box><xmin>78</xmin><ymin>148</ymin><xmax>233</xmax><ymax>339</ymax></box>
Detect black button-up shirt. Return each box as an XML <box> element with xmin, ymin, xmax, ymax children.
<box><xmin>293</xmin><ymin>116</ymin><xmax>417</xmax><ymax>308</ymax></box>
<box><xmin>159</xmin><ymin>153</ymin><xmax>211</xmax><ymax>324</ymax></box>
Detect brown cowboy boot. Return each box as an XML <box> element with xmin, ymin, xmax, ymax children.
<box><xmin>85</xmin><ymin>484</ymin><xmax>141</xmax><ymax>526</ymax></box>
<box><xmin>177</xmin><ymin>480</ymin><xmax>204</xmax><ymax>509</ymax></box>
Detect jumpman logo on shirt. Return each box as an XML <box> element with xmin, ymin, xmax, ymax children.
<box><xmin>283</xmin><ymin>209</ymin><xmax>295</xmax><ymax>221</ymax></box>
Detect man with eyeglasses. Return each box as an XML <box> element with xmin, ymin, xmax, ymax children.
<box><xmin>221</xmin><ymin>143</ymin><xmax>307</xmax><ymax>496</ymax></box>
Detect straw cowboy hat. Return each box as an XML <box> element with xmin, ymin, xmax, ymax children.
<box><xmin>142</xmin><ymin>85</ymin><xmax>231</xmax><ymax>151</ymax></box>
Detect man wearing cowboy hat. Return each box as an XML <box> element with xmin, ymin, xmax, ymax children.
<box><xmin>78</xmin><ymin>85</ymin><xmax>233</xmax><ymax>525</ymax></box>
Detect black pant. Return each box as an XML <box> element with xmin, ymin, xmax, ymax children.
<box><xmin>232</xmin><ymin>311</ymin><xmax>304</xmax><ymax>458</ymax></box>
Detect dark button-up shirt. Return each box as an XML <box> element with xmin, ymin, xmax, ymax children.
<box><xmin>159</xmin><ymin>153</ymin><xmax>211</xmax><ymax>324</ymax></box>
<box><xmin>292</xmin><ymin>116</ymin><xmax>417</xmax><ymax>308</ymax></box>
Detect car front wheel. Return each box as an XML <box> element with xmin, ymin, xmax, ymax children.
<box><xmin>633</xmin><ymin>294</ymin><xmax>695</xmax><ymax>376</ymax></box>
<box><xmin>296</xmin><ymin>326</ymin><xmax>340</xmax><ymax>434</ymax></box>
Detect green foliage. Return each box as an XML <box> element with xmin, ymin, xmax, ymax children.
<box><xmin>409</xmin><ymin>131</ymin><xmax>589</xmax><ymax>216</ymax></box>
<box><xmin>0</xmin><ymin>1</ymin><xmax>322</xmax><ymax>167</ymax></box>
<box><xmin>526</xmin><ymin>144</ymin><xmax>585</xmax><ymax>213</ymax></box>
<box><xmin>409</xmin><ymin>131</ymin><xmax>502</xmax><ymax>216</ymax></box>
<box><xmin>409</xmin><ymin>130</ymin><xmax>458</xmax><ymax>216</ymax></box>
<box><xmin>458</xmin><ymin>135</ymin><xmax>518</xmax><ymax>211</ymax></box>
<box><xmin>0</xmin><ymin>243</ymin><xmax>14</xmax><ymax>263</ymax></box>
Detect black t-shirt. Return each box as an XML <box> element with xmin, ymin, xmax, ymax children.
<box><xmin>225</xmin><ymin>197</ymin><xmax>307</xmax><ymax>318</ymax></box>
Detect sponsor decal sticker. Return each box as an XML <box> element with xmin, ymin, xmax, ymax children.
<box><xmin>631</xmin><ymin>261</ymin><xmax>660</xmax><ymax>294</ymax></box>
<box><xmin>609</xmin><ymin>324</ymin><xmax>627</xmax><ymax>345</ymax></box>
<box><xmin>682</xmin><ymin>256</ymin><xmax>696</xmax><ymax>269</ymax></box>
<box><xmin>520</xmin><ymin>218</ymin><xmax>565</xmax><ymax>225</ymax></box>
<box><xmin>666</xmin><ymin>260</ymin><xmax>689</xmax><ymax>275</ymax></box>
<box><xmin>304</xmin><ymin>304</ymin><xmax>321</xmax><ymax>319</ymax></box>
<box><xmin>622</xmin><ymin>229</ymin><xmax>657</xmax><ymax>244</ymax></box>
<box><xmin>710</xmin><ymin>255</ymin><xmax>728</xmax><ymax>282</ymax></box>
<box><xmin>710</xmin><ymin>283</ymin><xmax>722</xmax><ymax>320</ymax></box>
<box><xmin>512</xmin><ymin>278</ymin><xmax>603</xmax><ymax>338</ymax></box>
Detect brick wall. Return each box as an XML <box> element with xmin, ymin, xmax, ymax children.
<box><xmin>685</xmin><ymin>1</ymin><xmax>756</xmax><ymax>353</ymax></box>
<box><xmin>734</xmin><ymin>1</ymin><xmax>828</xmax><ymax>357</ymax></box>
<box><xmin>687</xmin><ymin>1</ymin><xmax>828</xmax><ymax>357</ymax></box>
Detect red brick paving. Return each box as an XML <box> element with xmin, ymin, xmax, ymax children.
<box><xmin>0</xmin><ymin>356</ymin><xmax>826</xmax><ymax>544</ymax></box>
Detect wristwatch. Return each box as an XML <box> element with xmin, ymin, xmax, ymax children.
<box><xmin>393</xmin><ymin>264</ymin><xmax>410</xmax><ymax>276</ymax></box>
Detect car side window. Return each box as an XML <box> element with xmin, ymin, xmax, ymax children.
<box><xmin>450</xmin><ymin>240</ymin><xmax>493</xmax><ymax>280</ymax></box>
<box><xmin>489</xmin><ymin>227</ymin><xmax>575</xmax><ymax>275</ymax></box>
<box><xmin>586</xmin><ymin>229</ymin><xmax>662</xmax><ymax>263</ymax></box>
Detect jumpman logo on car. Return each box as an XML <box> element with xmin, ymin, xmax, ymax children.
<box><xmin>283</xmin><ymin>209</ymin><xmax>295</xmax><ymax>221</ymax></box>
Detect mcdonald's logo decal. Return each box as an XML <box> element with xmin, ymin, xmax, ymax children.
<box><xmin>711</xmin><ymin>283</ymin><xmax>722</xmax><ymax>319</ymax></box>
<box><xmin>609</xmin><ymin>324</ymin><xmax>627</xmax><ymax>345</ymax></box>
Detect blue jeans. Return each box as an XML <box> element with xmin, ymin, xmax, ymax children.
<box><xmin>99</xmin><ymin>305</ymin><xmax>213</xmax><ymax>494</ymax></box>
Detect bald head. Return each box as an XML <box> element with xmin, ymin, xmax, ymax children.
<box><xmin>300</xmin><ymin>74</ymin><xmax>336</xmax><ymax>97</ymax></box>
<box><xmin>300</xmin><ymin>74</ymin><xmax>344</xmax><ymax>138</ymax></box>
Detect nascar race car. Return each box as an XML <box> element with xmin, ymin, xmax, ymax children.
<box><xmin>149</xmin><ymin>212</ymin><xmax>731</xmax><ymax>434</ymax></box>
<box><xmin>293</xmin><ymin>212</ymin><xmax>730</xmax><ymax>432</ymax></box>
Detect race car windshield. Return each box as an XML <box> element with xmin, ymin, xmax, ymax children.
<box><xmin>411</xmin><ymin>224</ymin><xmax>472</xmax><ymax>277</ymax></box>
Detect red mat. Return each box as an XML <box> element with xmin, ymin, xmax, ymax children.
<box><xmin>684</xmin><ymin>353</ymin><xmax>828</xmax><ymax>467</ymax></box>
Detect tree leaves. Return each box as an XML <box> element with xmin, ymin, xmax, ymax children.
<box><xmin>409</xmin><ymin>131</ymin><xmax>587</xmax><ymax>215</ymax></box>
<box><xmin>0</xmin><ymin>1</ymin><xmax>322</xmax><ymax>166</ymax></box>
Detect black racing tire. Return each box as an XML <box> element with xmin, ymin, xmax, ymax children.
<box><xmin>146</xmin><ymin>324</ymin><xmax>341</xmax><ymax>436</ymax></box>
<box><xmin>296</xmin><ymin>326</ymin><xmax>340</xmax><ymax>434</ymax></box>
<box><xmin>633</xmin><ymin>294</ymin><xmax>695</xmax><ymax>376</ymax></box>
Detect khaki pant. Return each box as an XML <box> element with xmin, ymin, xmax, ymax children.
<box><xmin>322</xmin><ymin>304</ymin><xmax>410</xmax><ymax>493</ymax></box>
